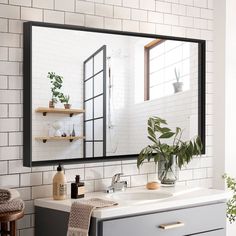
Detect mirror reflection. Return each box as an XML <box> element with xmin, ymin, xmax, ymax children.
<box><xmin>31</xmin><ymin>26</ymin><xmax>199</xmax><ymax>162</ymax></box>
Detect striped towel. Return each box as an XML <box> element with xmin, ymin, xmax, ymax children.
<box><xmin>0</xmin><ymin>199</ymin><xmax>25</xmax><ymax>213</ymax></box>
<box><xmin>0</xmin><ymin>189</ymin><xmax>20</xmax><ymax>204</ymax></box>
<box><xmin>67</xmin><ymin>198</ymin><xmax>118</xmax><ymax>236</ymax></box>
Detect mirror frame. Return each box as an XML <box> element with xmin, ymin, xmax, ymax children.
<box><xmin>23</xmin><ymin>21</ymin><xmax>206</xmax><ymax>167</ymax></box>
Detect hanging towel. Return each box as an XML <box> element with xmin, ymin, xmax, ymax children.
<box><xmin>67</xmin><ymin>198</ymin><xmax>118</xmax><ymax>236</ymax></box>
<box><xmin>0</xmin><ymin>198</ymin><xmax>25</xmax><ymax>213</ymax></box>
<box><xmin>0</xmin><ymin>189</ymin><xmax>20</xmax><ymax>204</ymax></box>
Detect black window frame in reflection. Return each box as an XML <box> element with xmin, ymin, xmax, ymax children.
<box><xmin>83</xmin><ymin>45</ymin><xmax>106</xmax><ymax>159</ymax></box>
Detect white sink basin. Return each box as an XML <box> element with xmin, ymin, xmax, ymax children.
<box><xmin>106</xmin><ymin>191</ymin><xmax>173</xmax><ymax>202</ymax></box>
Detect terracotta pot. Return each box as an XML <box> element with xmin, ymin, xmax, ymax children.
<box><xmin>64</xmin><ymin>104</ymin><xmax>71</xmax><ymax>109</ymax></box>
<box><xmin>49</xmin><ymin>101</ymin><xmax>55</xmax><ymax>108</ymax></box>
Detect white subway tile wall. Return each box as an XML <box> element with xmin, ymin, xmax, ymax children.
<box><xmin>0</xmin><ymin>0</ymin><xmax>213</xmax><ymax>235</ymax></box>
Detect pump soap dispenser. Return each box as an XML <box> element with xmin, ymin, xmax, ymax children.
<box><xmin>53</xmin><ymin>164</ymin><xmax>67</xmax><ymax>200</ymax></box>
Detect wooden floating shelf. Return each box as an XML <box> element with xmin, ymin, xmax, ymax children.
<box><xmin>35</xmin><ymin>107</ymin><xmax>85</xmax><ymax>117</ymax></box>
<box><xmin>35</xmin><ymin>136</ymin><xmax>85</xmax><ymax>143</ymax></box>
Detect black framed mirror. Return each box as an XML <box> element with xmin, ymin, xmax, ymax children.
<box><xmin>23</xmin><ymin>21</ymin><xmax>205</xmax><ymax>167</ymax></box>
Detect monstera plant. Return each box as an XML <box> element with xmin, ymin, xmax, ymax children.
<box><xmin>137</xmin><ymin>116</ymin><xmax>203</xmax><ymax>185</ymax></box>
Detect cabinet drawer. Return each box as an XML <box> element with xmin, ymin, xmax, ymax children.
<box><xmin>101</xmin><ymin>203</ymin><xmax>226</xmax><ymax>236</ymax></box>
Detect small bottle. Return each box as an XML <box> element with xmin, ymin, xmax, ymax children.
<box><xmin>53</xmin><ymin>164</ymin><xmax>67</xmax><ymax>200</ymax></box>
<box><xmin>71</xmin><ymin>124</ymin><xmax>76</xmax><ymax>137</ymax></box>
<box><xmin>71</xmin><ymin>175</ymin><xmax>85</xmax><ymax>199</ymax></box>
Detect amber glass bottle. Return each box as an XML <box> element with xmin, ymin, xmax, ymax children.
<box><xmin>71</xmin><ymin>175</ymin><xmax>85</xmax><ymax>199</ymax></box>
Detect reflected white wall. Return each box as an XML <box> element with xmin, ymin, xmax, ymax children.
<box><xmin>32</xmin><ymin>27</ymin><xmax>84</xmax><ymax>162</ymax></box>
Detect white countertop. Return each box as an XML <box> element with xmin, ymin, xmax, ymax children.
<box><xmin>34</xmin><ymin>186</ymin><xmax>230</xmax><ymax>219</ymax></box>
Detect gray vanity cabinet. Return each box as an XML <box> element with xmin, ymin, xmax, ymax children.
<box><xmin>35</xmin><ymin>202</ymin><xmax>226</xmax><ymax>236</ymax></box>
<box><xmin>101</xmin><ymin>203</ymin><xmax>226</xmax><ymax>236</ymax></box>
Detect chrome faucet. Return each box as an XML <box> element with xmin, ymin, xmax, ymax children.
<box><xmin>106</xmin><ymin>173</ymin><xmax>127</xmax><ymax>193</ymax></box>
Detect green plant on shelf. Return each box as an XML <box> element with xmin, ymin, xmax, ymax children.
<box><xmin>47</xmin><ymin>72</ymin><xmax>64</xmax><ymax>104</ymax></box>
<box><xmin>59</xmin><ymin>94</ymin><xmax>70</xmax><ymax>104</ymax></box>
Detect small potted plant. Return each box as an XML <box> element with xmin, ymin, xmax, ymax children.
<box><xmin>137</xmin><ymin>116</ymin><xmax>202</xmax><ymax>185</ymax></box>
<box><xmin>47</xmin><ymin>72</ymin><xmax>63</xmax><ymax>108</ymax></box>
<box><xmin>59</xmin><ymin>94</ymin><xmax>71</xmax><ymax>109</ymax></box>
<box><xmin>173</xmin><ymin>68</ymin><xmax>183</xmax><ymax>93</ymax></box>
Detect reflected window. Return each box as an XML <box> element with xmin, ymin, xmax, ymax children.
<box><xmin>144</xmin><ymin>39</ymin><xmax>192</xmax><ymax>101</ymax></box>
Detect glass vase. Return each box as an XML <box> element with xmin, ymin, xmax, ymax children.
<box><xmin>158</xmin><ymin>155</ymin><xmax>178</xmax><ymax>185</ymax></box>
